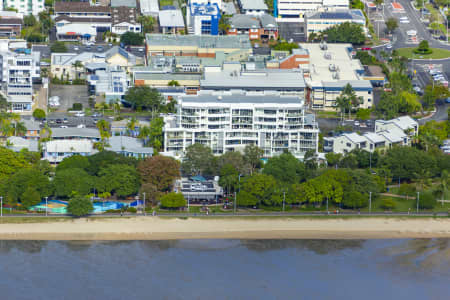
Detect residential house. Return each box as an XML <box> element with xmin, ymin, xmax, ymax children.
<box><xmin>158</xmin><ymin>10</ymin><xmax>185</xmax><ymax>34</ymax></box>
<box><xmin>106</xmin><ymin>135</ymin><xmax>153</xmax><ymax>158</ymax></box>
<box><xmin>22</xmin><ymin>118</ymin><xmax>40</xmax><ymax>140</ymax></box>
<box><xmin>104</xmin><ymin>46</ymin><xmax>142</xmax><ymax>71</ymax></box>
<box><xmin>140</xmin><ymin>0</ymin><xmax>159</xmax><ymax>17</ymax></box>
<box><xmin>237</xmin><ymin>0</ymin><xmax>268</xmax><ymax>16</ymax></box>
<box><xmin>42</xmin><ymin>139</ymin><xmax>97</xmax><ymax>164</ymax></box>
<box><xmin>0</xmin><ymin>11</ymin><xmax>23</xmax><ymax>38</ymax></box>
<box><xmin>51</xmin><ymin>52</ymin><xmax>105</xmax><ymax>81</ymax></box>
<box><xmin>228</xmin><ymin>14</ymin><xmax>278</xmax><ymax>41</ymax></box>
<box><xmin>110</xmin><ymin>119</ymin><xmax>150</xmax><ymax>136</ymax></box>
<box><xmin>328</xmin><ymin>132</ymin><xmax>368</xmax><ymax>154</ymax></box>
<box><xmin>6</xmin><ymin>136</ymin><xmax>38</xmax><ymax>152</ymax></box>
<box><xmin>51</xmin><ymin>127</ymin><xmax>101</xmax><ymax>142</ymax></box>
<box><xmin>111</xmin><ymin>6</ymin><xmax>141</xmax><ymax>35</ymax></box>
<box><xmin>375</xmin><ymin>116</ymin><xmax>419</xmax><ymax>137</ymax></box>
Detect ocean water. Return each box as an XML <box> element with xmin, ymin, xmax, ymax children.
<box><xmin>0</xmin><ymin>239</ymin><xmax>448</xmax><ymax>300</ymax></box>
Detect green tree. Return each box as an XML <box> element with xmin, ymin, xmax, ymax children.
<box><xmin>322</xmin><ymin>22</ymin><xmax>365</xmax><ymax>45</ymax></box>
<box><xmin>96</xmin><ymin>119</ymin><xmax>111</xmax><ymax>151</ymax></box>
<box><xmin>120</xmin><ymin>32</ymin><xmax>144</xmax><ymax>46</ymax></box>
<box><xmin>380</xmin><ymin>198</ymin><xmax>396</xmax><ymax>210</ymax></box>
<box><xmin>243</xmin><ymin>144</ymin><xmax>264</xmax><ymax>174</ymax></box>
<box><xmin>149</xmin><ymin>117</ymin><xmax>164</xmax><ymax>151</ymax></box>
<box><xmin>2</xmin><ymin>168</ymin><xmax>51</xmax><ymax>206</ymax></box>
<box><xmin>138</xmin><ymin>15</ymin><xmax>155</xmax><ymax>33</ymax></box>
<box><xmin>96</xmin><ymin>164</ymin><xmax>140</xmax><ymax>197</ymax></box>
<box><xmin>217</xmin><ymin>151</ymin><xmax>249</xmax><ymax>175</ymax></box>
<box><xmin>219</xmin><ymin>163</ymin><xmax>239</xmax><ymax>195</ymax></box>
<box><xmin>168</xmin><ymin>80</ymin><xmax>180</xmax><ymax>87</ymax></box>
<box><xmin>385</xmin><ymin>17</ymin><xmax>398</xmax><ymax>33</ymax></box>
<box><xmin>325</xmin><ymin>152</ymin><xmax>343</xmax><ymax>167</ymax></box>
<box><xmin>21</xmin><ymin>187</ymin><xmax>41</xmax><ymax>209</ymax></box>
<box><xmin>356</xmin><ymin>108</ymin><xmax>371</xmax><ymax>120</ymax></box>
<box><xmin>263</xmin><ymin>152</ymin><xmax>305</xmax><ymax>185</ymax></box>
<box><xmin>335</xmin><ymin>83</ymin><xmax>361</xmax><ymax>119</ymax></box>
<box><xmin>417</xmin><ymin>192</ymin><xmax>436</xmax><ymax>209</ymax></box>
<box><xmin>56</xmin><ymin>155</ymin><xmax>90</xmax><ymax>172</ymax></box>
<box><xmin>181</xmin><ymin>143</ymin><xmax>216</xmax><ymax>176</ymax></box>
<box><xmin>72</xmin><ymin>60</ymin><xmax>83</xmax><ymax>80</ymax></box>
<box><xmin>50</xmin><ymin>41</ymin><xmax>68</xmax><ymax>53</ymax></box>
<box><xmin>272</xmin><ymin>42</ymin><xmax>299</xmax><ymax>53</ymax></box>
<box><xmin>0</xmin><ymin>147</ymin><xmax>29</xmax><ymax>182</ymax></box>
<box><xmin>23</xmin><ymin>15</ymin><xmax>37</xmax><ymax>27</ymax></box>
<box><xmin>87</xmin><ymin>151</ymin><xmax>137</xmax><ymax>176</ymax></box>
<box><xmin>160</xmin><ymin>192</ymin><xmax>186</xmax><ymax>209</ymax></box>
<box><xmin>239</xmin><ymin>174</ymin><xmax>278</xmax><ymax>207</ymax></box>
<box><xmin>32</xmin><ymin>108</ymin><xmax>46</xmax><ymax>120</ymax></box>
<box><xmin>342</xmin><ymin>190</ymin><xmax>367</xmax><ymax>209</ymax></box>
<box><xmin>53</xmin><ymin>168</ymin><xmax>93</xmax><ymax>197</ymax></box>
<box><xmin>0</xmin><ymin>94</ymin><xmax>8</xmax><ymax>112</ymax></box>
<box><xmin>137</xmin><ymin>155</ymin><xmax>180</xmax><ymax>192</ymax></box>
<box><xmin>67</xmin><ymin>195</ymin><xmax>94</xmax><ymax>217</ymax></box>
<box><xmin>124</xmin><ymin>86</ymin><xmax>164</xmax><ymax>112</ymax></box>
<box><xmin>414</xmin><ymin>40</ymin><xmax>432</xmax><ymax>54</ymax></box>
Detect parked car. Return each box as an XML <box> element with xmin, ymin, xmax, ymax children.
<box><xmin>446</xmin><ymin>97</ymin><xmax>450</xmax><ymax>103</ymax></box>
<box><xmin>75</xmin><ymin>112</ymin><xmax>85</xmax><ymax>117</ymax></box>
<box><xmin>74</xmin><ymin>46</ymin><xmax>79</xmax><ymax>51</ymax></box>
<box><xmin>77</xmin><ymin>124</ymin><xmax>86</xmax><ymax>128</ymax></box>
<box><xmin>56</xmin><ymin>119</ymin><xmax>62</xmax><ymax>124</ymax></box>
<box><xmin>386</xmin><ymin>44</ymin><xmax>392</xmax><ymax>49</ymax></box>
<box><xmin>60</xmin><ymin>125</ymin><xmax>68</xmax><ymax>128</ymax></box>
<box><xmin>97</xmin><ymin>46</ymin><xmax>103</xmax><ymax>52</ymax></box>
<box><xmin>354</xmin><ymin>120</ymin><xmax>360</xmax><ymax>127</ymax></box>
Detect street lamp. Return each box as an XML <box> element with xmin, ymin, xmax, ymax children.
<box><xmin>45</xmin><ymin>196</ymin><xmax>48</xmax><ymax>217</ymax></box>
<box><xmin>234</xmin><ymin>174</ymin><xmax>241</xmax><ymax>214</ymax></box>
<box><xmin>143</xmin><ymin>192</ymin><xmax>146</xmax><ymax>215</ymax></box>
<box><xmin>416</xmin><ymin>192</ymin><xmax>420</xmax><ymax>214</ymax></box>
<box><xmin>282</xmin><ymin>190</ymin><xmax>286</xmax><ymax>212</ymax></box>
<box><xmin>0</xmin><ymin>196</ymin><xmax>2</xmax><ymax>217</ymax></box>
<box><xmin>369</xmin><ymin>192</ymin><xmax>372</xmax><ymax>214</ymax></box>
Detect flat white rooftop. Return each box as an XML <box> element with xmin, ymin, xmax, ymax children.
<box><xmin>299</xmin><ymin>43</ymin><xmax>364</xmax><ymax>85</ymax></box>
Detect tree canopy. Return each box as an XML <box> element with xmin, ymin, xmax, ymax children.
<box><xmin>160</xmin><ymin>192</ymin><xmax>186</xmax><ymax>209</ymax></box>
<box><xmin>181</xmin><ymin>143</ymin><xmax>216</xmax><ymax>176</ymax></box>
<box><xmin>138</xmin><ymin>155</ymin><xmax>180</xmax><ymax>193</ymax></box>
<box><xmin>120</xmin><ymin>32</ymin><xmax>144</xmax><ymax>46</ymax></box>
<box><xmin>124</xmin><ymin>86</ymin><xmax>164</xmax><ymax>111</ymax></box>
<box><xmin>322</xmin><ymin>22</ymin><xmax>366</xmax><ymax>45</ymax></box>
<box><xmin>67</xmin><ymin>195</ymin><xmax>94</xmax><ymax>217</ymax></box>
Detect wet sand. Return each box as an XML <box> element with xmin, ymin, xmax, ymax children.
<box><xmin>0</xmin><ymin>217</ymin><xmax>449</xmax><ymax>240</ymax></box>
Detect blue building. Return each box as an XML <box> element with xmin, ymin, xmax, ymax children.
<box><xmin>187</xmin><ymin>2</ymin><xmax>221</xmax><ymax>35</ymax></box>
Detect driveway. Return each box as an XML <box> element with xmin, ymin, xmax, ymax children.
<box><xmin>49</xmin><ymin>84</ymin><xmax>90</xmax><ymax>112</ymax></box>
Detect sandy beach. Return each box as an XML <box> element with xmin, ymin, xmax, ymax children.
<box><xmin>0</xmin><ymin>217</ymin><xmax>449</xmax><ymax>240</ymax></box>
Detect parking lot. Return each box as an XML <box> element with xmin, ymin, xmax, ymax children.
<box><xmin>49</xmin><ymin>84</ymin><xmax>90</xmax><ymax>112</ymax></box>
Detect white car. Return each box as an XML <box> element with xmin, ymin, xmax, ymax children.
<box><xmin>74</xmin><ymin>46</ymin><xmax>79</xmax><ymax>51</ymax></box>
<box><xmin>354</xmin><ymin>121</ymin><xmax>360</xmax><ymax>127</ymax></box>
<box><xmin>399</xmin><ymin>17</ymin><xmax>410</xmax><ymax>24</ymax></box>
<box><xmin>77</xmin><ymin>124</ymin><xmax>86</xmax><ymax>128</ymax></box>
<box><xmin>60</xmin><ymin>125</ymin><xmax>68</xmax><ymax>128</ymax></box>
<box><xmin>386</xmin><ymin>44</ymin><xmax>392</xmax><ymax>49</ymax></box>
<box><xmin>75</xmin><ymin>112</ymin><xmax>85</xmax><ymax>117</ymax></box>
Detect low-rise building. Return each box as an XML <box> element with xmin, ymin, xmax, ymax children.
<box><xmin>6</xmin><ymin>136</ymin><xmax>39</xmax><ymax>152</ymax></box>
<box><xmin>267</xmin><ymin>48</ymin><xmax>310</xmax><ymax>69</ymax></box>
<box><xmin>275</xmin><ymin>0</ymin><xmax>349</xmax><ymax>19</ymax></box>
<box><xmin>375</xmin><ymin>116</ymin><xmax>419</xmax><ymax>137</ymax></box>
<box><xmin>54</xmin><ymin>15</ymin><xmax>112</xmax><ymax>34</ymax></box>
<box><xmin>42</xmin><ymin>139</ymin><xmax>97</xmax><ymax>164</ymax></box>
<box><xmin>4</xmin><ymin>0</ymin><xmax>45</xmax><ymax>16</ymax></box>
<box><xmin>237</xmin><ymin>0</ymin><xmax>268</xmax><ymax>16</ymax></box>
<box><xmin>106</xmin><ymin>135</ymin><xmax>153</xmax><ymax>158</ymax></box>
<box><xmin>140</xmin><ymin>0</ymin><xmax>159</xmax><ymax>17</ymax></box>
<box><xmin>158</xmin><ymin>10</ymin><xmax>185</xmax><ymax>34</ymax></box>
<box><xmin>299</xmin><ymin>43</ymin><xmax>373</xmax><ymax>110</ymax></box>
<box><xmin>187</xmin><ymin>2</ymin><xmax>221</xmax><ymax>35</ymax></box>
<box><xmin>146</xmin><ymin>34</ymin><xmax>252</xmax><ymax>58</ymax></box>
<box><xmin>22</xmin><ymin>118</ymin><xmax>41</xmax><ymax>140</ymax></box>
<box><xmin>163</xmin><ymin>93</ymin><xmax>319</xmax><ymax>159</ymax></box>
<box><xmin>111</xmin><ymin>6</ymin><xmax>141</xmax><ymax>35</ymax></box>
<box><xmin>111</xmin><ymin>0</ymin><xmax>137</xmax><ymax>7</ymax></box>
<box><xmin>51</xmin><ymin>127</ymin><xmax>101</xmax><ymax>141</ymax></box>
<box><xmin>87</xmin><ymin>66</ymin><xmax>130</xmax><ymax>103</ymax></box>
<box><xmin>0</xmin><ymin>11</ymin><xmax>23</xmax><ymax>38</ymax></box>
<box><xmin>174</xmin><ymin>177</ymin><xmax>223</xmax><ymax>202</ymax></box>
<box><xmin>54</xmin><ymin>2</ymin><xmax>111</xmax><ymax>19</ymax></box>
<box><xmin>51</xmin><ymin>52</ymin><xmax>104</xmax><ymax>80</ymax></box>
<box><xmin>56</xmin><ymin>23</ymin><xmax>97</xmax><ymax>43</ymax></box>
<box><xmin>305</xmin><ymin>9</ymin><xmax>366</xmax><ymax>39</ymax></box>
<box><xmin>228</xmin><ymin>14</ymin><xmax>278</xmax><ymax>41</ymax></box>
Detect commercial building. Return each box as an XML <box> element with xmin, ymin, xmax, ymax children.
<box><xmin>299</xmin><ymin>42</ymin><xmax>373</xmax><ymax>110</ymax></box>
<box><xmin>174</xmin><ymin>177</ymin><xmax>223</xmax><ymax>202</ymax></box>
<box><xmin>55</xmin><ymin>23</ymin><xmax>98</xmax><ymax>42</ymax></box>
<box><xmin>51</xmin><ymin>52</ymin><xmax>105</xmax><ymax>80</ymax></box>
<box><xmin>140</xmin><ymin>0</ymin><xmax>159</xmax><ymax>17</ymax></box>
<box><xmin>145</xmin><ymin>34</ymin><xmax>252</xmax><ymax>58</ymax></box>
<box><xmin>54</xmin><ymin>2</ymin><xmax>111</xmax><ymax>19</ymax></box>
<box><xmin>163</xmin><ymin>93</ymin><xmax>319</xmax><ymax>159</ymax></box>
<box><xmin>201</xmin><ymin>67</ymin><xmax>306</xmax><ymax>96</ymax></box>
<box><xmin>111</xmin><ymin>6</ymin><xmax>141</xmax><ymax>35</ymax></box>
<box><xmin>275</xmin><ymin>0</ymin><xmax>349</xmax><ymax>19</ymax></box>
<box><xmin>4</xmin><ymin>0</ymin><xmax>45</xmax><ymax>16</ymax></box>
<box><xmin>158</xmin><ymin>9</ymin><xmax>185</xmax><ymax>34</ymax></box>
<box><xmin>187</xmin><ymin>2</ymin><xmax>221</xmax><ymax>35</ymax></box>
<box><xmin>305</xmin><ymin>9</ymin><xmax>365</xmax><ymax>39</ymax></box>
<box><xmin>87</xmin><ymin>66</ymin><xmax>130</xmax><ymax>103</ymax></box>
<box><xmin>54</xmin><ymin>15</ymin><xmax>112</xmax><ymax>35</ymax></box>
<box><xmin>228</xmin><ymin>14</ymin><xmax>278</xmax><ymax>41</ymax></box>
<box><xmin>237</xmin><ymin>0</ymin><xmax>268</xmax><ymax>16</ymax></box>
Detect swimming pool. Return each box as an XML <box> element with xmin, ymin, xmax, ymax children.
<box><xmin>29</xmin><ymin>200</ymin><xmax>128</xmax><ymax>214</ymax></box>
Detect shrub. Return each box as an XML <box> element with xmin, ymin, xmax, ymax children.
<box><xmin>127</xmin><ymin>207</ymin><xmax>137</xmax><ymax>213</ymax></box>
<box><xmin>72</xmin><ymin>103</ymin><xmax>83</xmax><ymax>111</ymax></box>
<box><xmin>417</xmin><ymin>192</ymin><xmax>436</xmax><ymax>209</ymax></box>
<box><xmin>380</xmin><ymin>198</ymin><xmax>396</xmax><ymax>210</ymax></box>
<box><xmin>160</xmin><ymin>192</ymin><xmax>186</xmax><ymax>209</ymax></box>
<box><xmin>67</xmin><ymin>195</ymin><xmax>94</xmax><ymax>217</ymax></box>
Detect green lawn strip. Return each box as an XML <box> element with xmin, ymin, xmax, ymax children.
<box><xmin>159</xmin><ymin>0</ymin><xmax>173</xmax><ymax>7</ymax></box>
<box><xmin>396</xmin><ymin>47</ymin><xmax>450</xmax><ymax>59</ymax></box>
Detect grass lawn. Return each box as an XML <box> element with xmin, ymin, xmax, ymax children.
<box><xmin>159</xmin><ymin>0</ymin><xmax>173</xmax><ymax>7</ymax></box>
<box><xmin>315</xmin><ymin>110</ymin><xmax>339</xmax><ymax>119</ymax></box>
<box><xmin>396</xmin><ymin>47</ymin><xmax>450</xmax><ymax>59</ymax></box>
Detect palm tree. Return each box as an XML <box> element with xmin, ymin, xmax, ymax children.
<box><xmin>72</xmin><ymin>60</ymin><xmax>83</xmax><ymax>80</ymax></box>
<box><xmin>127</xmin><ymin>117</ymin><xmax>138</xmax><ymax>136</ymax></box>
<box><xmin>14</xmin><ymin>121</ymin><xmax>27</xmax><ymax>136</ymax></box>
<box><xmin>138</xmin><ymin>125</ymin><xmax>151</xmax><ymax>146</ymax></box>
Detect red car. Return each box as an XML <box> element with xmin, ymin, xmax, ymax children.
<box><xmin>361</xmin><ymin>47</ymin><xmax>372</xmax><ymax>51</ymax></box>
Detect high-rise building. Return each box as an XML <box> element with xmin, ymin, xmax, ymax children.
<box><xmin>4</xmin><ymin>0</ymin><xmax>46</xmax><ymax>16</ymax></box>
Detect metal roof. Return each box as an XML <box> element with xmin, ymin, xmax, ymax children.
<box><xmin>146</xmin><ymin>34</ymin><xmax>251</xmax><ymax>49</ymax></box>
<box><xmin>180</xmin><ymin>94</ymin><xmax>303</xmax><ymax>104</ymax></box>
<box><xmin>158</xmin><ymin>10</ymin><xmax>185</xmax><ymax>27</ymax></box>
<box><xmin>111</xmin><ymin>0</ymin><xmax>136</xmax><ymax>7</ymax></box>
<box><xmin>52</xmin><ymin>127</ymin><xmax>101</xmax><ymax>139</ymax></box>
<box><xmin>239</xmin><ymin>0</ymin><xmax>268</xmax><ymax>11</ymax></box>
<box><xmin>106</xmin><ymin>136</ymin><xmax>153</xmax><ymax>154</ymax></box>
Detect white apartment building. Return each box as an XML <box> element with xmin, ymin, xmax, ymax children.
<box><xmin>163</xmin><ymin>93</ymin><xmax>319</xmax><ymax>159</ymax></box>
<box><xmin>4</xmin><ymin>0</ymin><xmax>45</xmax><ymax>16</ymax></box>
<box><xmin>276</xmin><ymin>0</ymin><xmax>349</xmax><ymax>19</ymax></box>
<box><xmin>0</xmin><ymin>51</ymin><xmax>40</xmax><ymax>112</ymax></box>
